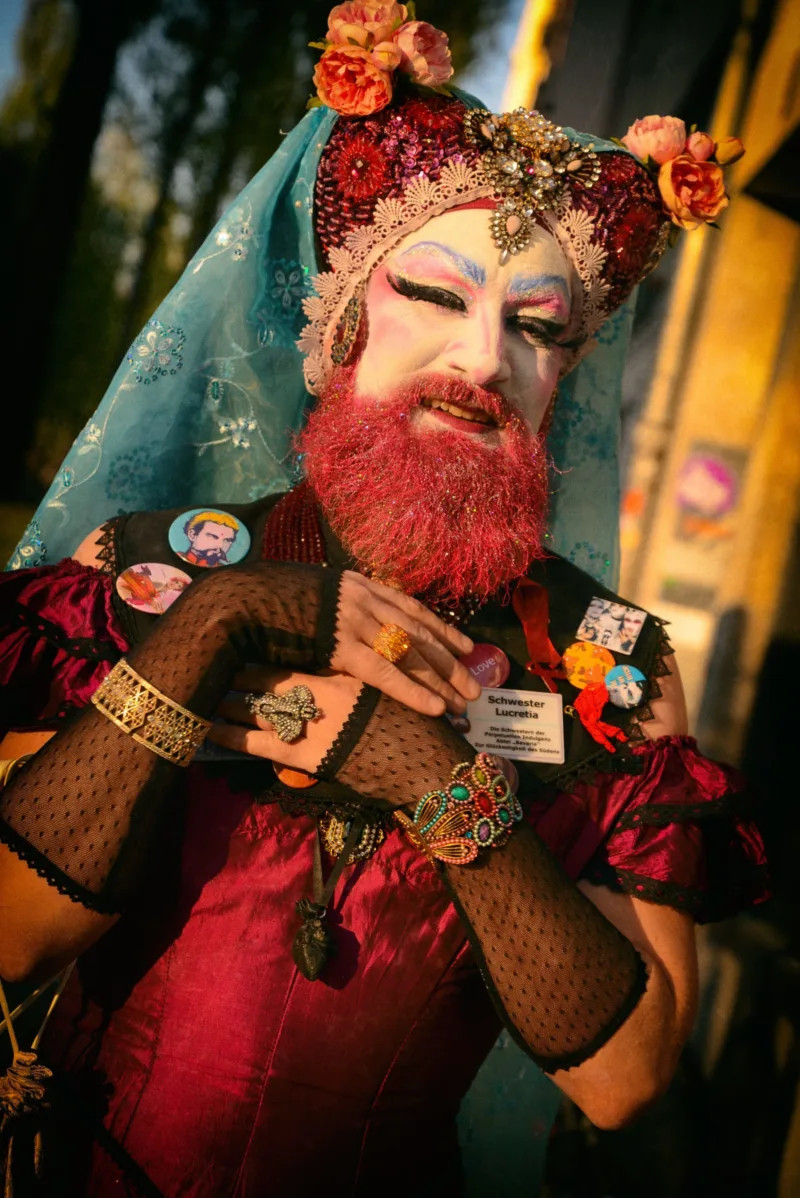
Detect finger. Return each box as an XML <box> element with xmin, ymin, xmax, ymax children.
<box><xmin>217</xmin><ymin>696</ymin><xmax>269</xmax><ymax>727</ymax></box>
<box><xmin>369</xmin><ymin>601</ymin><xmax>481</xmax><ymax>704</ymax></box>
<box><xmin>347</xmin><ymin>641</ymin><xmax>447</xmax><ymax>717</ymax></box>
<box><xmin>207</xmin><ymin>720</ymin><xmax>305</xmax><ymax>768</ymax></box>
<box><xmin>355</xmin><ymin>606</ymin><xmax>462</xmax><ymax>713</ymax></box>
<box><xmin>399</xmin><ymin>647</ymin><xmax>467</xmax><ymax>714</ymax></box>
<box><xmin>377</xmin><ymin>585</ymin><xmax>474</xmax><ymax>656</ymax></box>
<box><xmin>347</xmin><ymin>571</ymin><xmax>473</xmax><ymax>656</ymax></box>
<box><xmin>230</xmin><ymin>666</ymin><xmax>306</xmax><ymax>694</ymax></box>
<box><xmin>206</xmin><ymin>720</ymin><xmax>283</xmax><ymax>760</ymax></box>
<box><xmin>403</xmin><ymin>636</ymin><xmax>481</xmax><ymax>703</ymax></box>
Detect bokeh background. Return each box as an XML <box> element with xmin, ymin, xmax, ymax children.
<box><xmin>1</xmin><ymin>0</ymin><xmax>799</xmax><ymax>1193</ymax></box>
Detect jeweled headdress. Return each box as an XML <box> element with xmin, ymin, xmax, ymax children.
<box><xmin>301</xmin><ymin>93</ymin><xmax>669</xmax><ymax>393</ymax></box>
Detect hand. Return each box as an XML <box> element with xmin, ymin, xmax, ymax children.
<box><xmin>208</xmin><ymin>668</ymin><xmax>364</xmax><ymax>775</ymax></box>
<box><xmin>329</xmin><ymin>571</ymin><xmax>480</xmax><ymax>717</ymax></box>
<box><xmin>179</xmin><ymin>561</ymin><xmax>479</xmax><ymax>720</ymax></box>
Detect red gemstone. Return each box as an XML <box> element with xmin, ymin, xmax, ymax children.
<box><xmin>474</xmin><ymin>790</ymin><xmax>494</xmax><ymax>816</ymax></box>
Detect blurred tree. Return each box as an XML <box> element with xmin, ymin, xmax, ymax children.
<box><xmin>8</xmin><ymin>0</ymin><xmax>506</xmax><ymax>501</ymax></box>
<box><xmin>2</xmin><ymin>0</ymin><xmax>158</xmax><ymax>501</ymax></box>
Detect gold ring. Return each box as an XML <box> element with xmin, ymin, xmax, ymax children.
<box><xmin>372</xmin><ymin>622</ymin><xmax>412</xmax><ymax>664</ymax></box>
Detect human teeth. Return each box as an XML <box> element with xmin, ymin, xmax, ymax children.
<box><xmin>421</xmin><ymin>397</ymin><xmax>494</xmax><ymax>425</ymax></box>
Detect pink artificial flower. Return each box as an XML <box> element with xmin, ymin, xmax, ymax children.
<box><xmin>393</xmin><ymin>20</ymin><xmax>453</xmax><ymax>87</ymax></box>
<box><xmin>658</xmin><ymin>154</ymin><xmax>728</xmax><ymax>230</ymax></box>
<box><xmin>622</xmin><ymin>115</ymin><xmax>687</xmax><ymax>165</ymax></box>
<box><xmin>327</xmin><ymin>2</ymin><xmax>407</xmax><ymax>48</ymax></box>
<box><xmin>313</xmin><ymin>45</ymin><xmax>393</xmax><ymax>116</ymax></box>
<box><xmin>686</xmin><ymin>130</ymin><xmax>715</xmax><ymax>161</ymax></box>
<box><xmin>715</xmin><ymin>136</ymin><xmax>746</xmax><ymax>165</ymax></box>
<box><xmin>371</xmin><ymin>39</ymin><xmax>402</xmax><ymax>71</ymax></box>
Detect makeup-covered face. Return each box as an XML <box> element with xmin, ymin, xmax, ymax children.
<box><xmin>354</xmin><ymin>207</ymin><xmax>576</xmax><ymax>438</ymax></box>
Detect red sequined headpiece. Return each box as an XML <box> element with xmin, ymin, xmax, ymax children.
<box><xmin>299</xmin><ymin>92</ymin><xmax>667</xmax><ymax>393</ymax></box>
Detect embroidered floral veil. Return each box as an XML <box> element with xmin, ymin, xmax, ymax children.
<box><xmin>12</xmin><ymin>96</ymin><xmax>639</xmax><ymax>588</ymax></box>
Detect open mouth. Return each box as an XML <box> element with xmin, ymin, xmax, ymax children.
<box><xmin>420</xmin><ymin>397</ymin><xmax>503</xmax><ymax>430</ymax></box>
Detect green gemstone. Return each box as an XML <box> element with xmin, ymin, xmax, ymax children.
<box><xmin>451</xmin><ymin>784</ymin><xmax>470</xmax><ymax>802</ymax></box>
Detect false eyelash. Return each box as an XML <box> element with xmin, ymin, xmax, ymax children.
<box><xmin>387</xmin><ymin>272</ymin><xmax>466</xmax><ymax>311</ymax></box>
<box><xmin>511</xmin><ymin>317</ymin><xmax>586</xmax><ymax>352</ymax></box>
<box><xmin>388</xmin><ymin>272</ymin><xmax>586</xmax><ymax>351</ymax></box>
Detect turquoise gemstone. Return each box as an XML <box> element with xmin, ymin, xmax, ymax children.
<box><xmin>451</xmin><ymin>784</ymin><xmax>470</xmax><ymax>801</ymax></box>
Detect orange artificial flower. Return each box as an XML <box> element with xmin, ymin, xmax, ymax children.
<box><xmin>715</xmin><ymin>136</ymin><xmax>746</xmax><ymax>166</ymax></box>
<box><xmin>658</xmin><ymin>154</ymin><xmax>728</xmax><ymax>229</ymax></box>
<box><xmin>313</xmin><ymin>44</ymin><xmax>393</xmax><ymax>115</ymax></box>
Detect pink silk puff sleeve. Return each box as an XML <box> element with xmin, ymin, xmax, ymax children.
<box><xmin>0</xmin><ymin>559</ymin><xmax>128</xmax><ymax>733</ymax></box>
<box><xmin>528</xmin><ymin>735</ymin><xmax>770</xmax><ymax>923</ymax></box>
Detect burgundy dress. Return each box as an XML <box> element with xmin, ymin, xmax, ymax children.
<box><xmin>0</xmin><ymin>561</ymin><xmax>769</xmax><ymax>1197</ymax></box>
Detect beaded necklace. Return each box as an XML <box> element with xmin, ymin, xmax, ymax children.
<box><xmin>261</xmin><ymin>481</ymin><xmax>483</xmax><ymax>626</ymax></box>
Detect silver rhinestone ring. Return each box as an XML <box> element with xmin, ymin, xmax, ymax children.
<box><xmin>244</xmin><ymin>684</ymin><xmax>321</xmax><ymax>743</ymax></box>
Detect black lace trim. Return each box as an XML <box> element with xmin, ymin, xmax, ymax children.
<box><xmin>582</xmin><ymin>861</ymin><xmax>772</xmax><ymax>923</ymax></box>
<box><xmin>263</xmin><ymin>781</ymin><xmax>392</xmax><ymax>827</ymax></box>
<box><xmin>95</xmin><ymin>516</ymin><xmax>123</xmax><ymax>577</ymax></box>
<box><xmin>627</xmin><ymin>621</ymin><xmax>675</xmax><ymax>746</ymax></box>
<box><xmin>443</xmin><ymin>873</ymin><xmax>649</xmax><ymax>1074</ymax></box>
<box><xmin>614</xmin><ymin>789</ymin><xmax>749</xmax><ymax>831</ymax></box>
<box><xmin>314</xmin><ymin>568</ymin><xmax>344</xmax><ymax>667</ymax></box>
<box><xmin>546</xmin><ymin>740</ymin><xmax>646</xmax><ymax>794</ymax></box>
<box><xmin>13</xmin><ymin>603</ymin><xmax>123</xmax><ymax>664</ymax></box>
<box><xmin>315</xmin><ymin>683</ymin><xmax>381</xmax><ymax>778</ymax></box>
<box><xmin>0</xmin><ymin>818</ymin><xmax>122</xmax><ymax>916</ymax></box>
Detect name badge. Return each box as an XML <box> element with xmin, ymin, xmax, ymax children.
<box><xmin>464</xmin><ymin>687</ymin><xmax>565</xmax><ymax>764</ymax></box>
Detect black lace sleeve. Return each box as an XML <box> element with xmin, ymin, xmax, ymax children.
<box><xmin>315</xmin><ymin>692</ymin><xmax>648</xmax><ymax>1073</ymax></box>
<box><xmin>0</xmin><ymin>561</ymin><xmax>342</xmax><ymax>913</ymax></box>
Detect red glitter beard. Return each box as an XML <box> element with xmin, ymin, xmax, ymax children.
<box><xmin>298</xmin><ymin>369</ymin><xmax>551</xmax><ymax>605</ymax></box>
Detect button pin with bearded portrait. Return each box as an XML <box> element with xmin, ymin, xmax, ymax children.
<box><xmin>168</xmin><ymin>508</ymin><xmax>251</xmax><ymax>568</ymax></box>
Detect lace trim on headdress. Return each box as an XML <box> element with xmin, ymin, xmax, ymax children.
<box><xmin>300</xmin><ymin>160</ymin><xmax>489</xmax><ymax>392</ymax></box>
<box><xmin>299</xmin><ymin>164</ymin><xmax>610</xmax><ymax>393</ymax></box>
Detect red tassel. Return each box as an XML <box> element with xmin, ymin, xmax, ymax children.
<box><xmin>512</xmin><ymin>578</ymin><xmax>566</xmax><ymax>693</ymax></box>
<box><xmin>573</xmin><ymin>684</ymin><xmax>628</xmax><ymax>753</ymax></box>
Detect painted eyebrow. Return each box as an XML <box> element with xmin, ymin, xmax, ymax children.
<box><xmin>507</xmin><ymin>273</ymin><xmax>570</xmax><ymax>305</ymax></box>
<box><xmin>395</xmin><ymin>241</ymin><xmax>486</xmax><ymax>288</ymax></box>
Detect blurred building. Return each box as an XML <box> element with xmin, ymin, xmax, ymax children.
<box><xmin>507</xmin><ymin>0</ymin><xmax>800</xmax><ymax>772</ymax></box>
<box><xmin>503</xmin><ymin>4</ymin><xmax>800</xmax><ymax>1195</ymax></box>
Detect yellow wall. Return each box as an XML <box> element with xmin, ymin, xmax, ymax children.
<box><xmin>621</xmin><ymin>0</ymin><xmax>800</xmax><ymax>756</ymax></box>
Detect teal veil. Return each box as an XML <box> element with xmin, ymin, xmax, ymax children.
<box><xmin>10</xmin><ymin>101</ymin><xmax>634</xmax><ymax>590</ymax></box>
<box><xmin>8</xmin><ymin>97</ymin><xmax>639</xmax><ymax>1195</ymax></box>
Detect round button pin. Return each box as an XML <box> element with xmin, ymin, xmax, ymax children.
<box><xmin>460</xmin><ymin>643</ymin><xmax>511</xmax><ymax>689</ymax></box>
<box><xmin>562</xmin><ymin>641</ymin><xmax>615</xmax><ymax>690</ymax></box>
<box><xmin>116</xmin><ymin>562</ymin><xmax>192</xmax><ymax>615</ymax></box>
<box><xmin>605</xmin><ymin>664</ymin><xmax>646</xmax><ymax>709</ymax></box>
<box><xmin>168</xmin><ymin>507</ymin><xmax>250</xmax><ymax>568</ymax></box>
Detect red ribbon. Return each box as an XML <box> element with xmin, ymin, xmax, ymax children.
<box><xmin>573</xmin><ymin>684</ymin><xmax>628</xmax><ymax>754</ymax></box>
<box><xmin>512</xmin><ymin>578</ymin><xmax>566</xmax><ymax>694</ymax></box>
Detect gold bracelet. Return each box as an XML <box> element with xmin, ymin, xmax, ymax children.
<box><xmin>91</xmin><ymin>658</ymin><xmax>212</xmax><ymax>767</ymax></box>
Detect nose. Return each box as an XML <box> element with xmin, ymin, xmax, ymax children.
<box><xmin>442</xmin><ymin>303</ymin><xmax>511</xmax><ymax>388</ymax></box>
